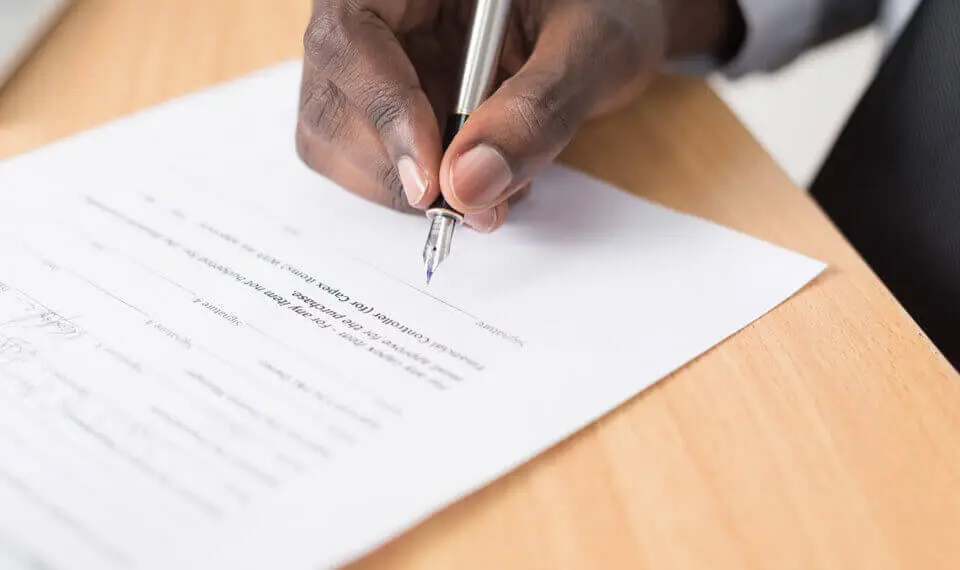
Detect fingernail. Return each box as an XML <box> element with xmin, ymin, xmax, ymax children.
<box><xmin>397</xmin><ymin>156</ymin><xmax>429</xmax><ymax>207</ymax></box>
<box><xmin>450</xmin><ymin>144</ymin><xmax>512</xmax><ymax>210</ymax></box>
<box><xmin>463</xmin><ymin>209</ymin><xmax>499</xmax><ymax>233</ymax></box>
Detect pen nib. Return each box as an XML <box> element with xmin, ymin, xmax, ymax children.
<box><xmin>422</xmin><ymin>212</ymin><xmax>457</xmax><ymax>286</ymax></box>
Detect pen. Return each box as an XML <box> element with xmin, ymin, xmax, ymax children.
<box><xmin>422</xmin><ymin>0</ymin><xmax>513</xmax><ymax>284</ymax></box>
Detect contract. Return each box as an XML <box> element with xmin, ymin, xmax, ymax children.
<box><xmin>0</xmin><ymin>62</ymin><xmax>824</xmax><ymax>570</ymax></box>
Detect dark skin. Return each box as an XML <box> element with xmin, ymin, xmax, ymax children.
<box><xmin>297</xmin><ymin>0</ymin><xmax>741</xmax><ymax>232</ymax></box>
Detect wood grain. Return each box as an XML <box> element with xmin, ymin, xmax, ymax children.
<box><xmin>2</xmin><ymin>2</ymin><xmax>959</xmax><ymax>569</ymax></box>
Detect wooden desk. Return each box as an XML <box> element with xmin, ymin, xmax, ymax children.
<box><xmin>3</xmin><ymin>2</ymin><xmax>960</xmax><ymax>568</ymax></box>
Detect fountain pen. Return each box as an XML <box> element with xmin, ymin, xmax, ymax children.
<box><xmin>423</xmin><ymin>0</ymin><xmax>513</xmax><ymax>284</ymax></box>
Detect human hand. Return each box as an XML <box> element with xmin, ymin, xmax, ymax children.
<box><xmin>297</xmin><ymin>0</ymin><xmax>736</xmax><ymax>232</ymax></box>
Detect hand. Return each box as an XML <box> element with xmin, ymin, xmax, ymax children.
<box><xmin>297</xmin><ymin>0</ymin><xmax>736</xmax><ymax>232</ymax></box>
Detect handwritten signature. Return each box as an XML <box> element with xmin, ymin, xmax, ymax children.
<box><xmin>0</xmin><ymin>334</ymin><xmax>36</xmax><ymax>366</ymax></box>
<box><xmin>0</xmin><ymin>281</ymin><xmax>83</xmax><ymax>340</ymax></box>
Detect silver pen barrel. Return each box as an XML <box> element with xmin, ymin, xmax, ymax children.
<box><xmin>455</xmin><ymin>0</ymin><xmax>513</xmax><ymax>115</ymax></box>
<box><xmin>423</xmin><ymin>0</ymin><xmax>513</xmax><ymax>284</ymax></box>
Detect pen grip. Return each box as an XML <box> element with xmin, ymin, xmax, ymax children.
<box><xmin>427</xmin><ymin>113</ymin><xmax>470</xmax><ymax>213</ymax></box>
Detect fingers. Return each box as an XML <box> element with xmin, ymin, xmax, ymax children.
<box><xmin>462</xmin><ymin>181</ymin><xmax>531</xmax><ymax>233</ymax></box>
<box><xmin>297</xmin><ymin>64</ymin><xmax>413</xmax><ymax>211</ymax></box>
<box><xmin>440</xmin><ymin>1</ymin><xmax>663</xmax><ymax>214</ymax></box>
<box><xmin>300</xmin><ymin>1</ymin><xmax>442</xmax><ymax>211</ymax></box>
<box><xmin>463</xmin><ymin>202</ymin><xmax>509</xmax><ymax>234</ymax></box>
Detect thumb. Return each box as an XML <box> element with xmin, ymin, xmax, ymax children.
<box><xmin>440</xmin><ymin>4</ymin><xmax>661</xmax><ymax>213</ymax></box>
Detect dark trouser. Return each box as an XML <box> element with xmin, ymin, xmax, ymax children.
<box><xmin>812</xmin><ymin>0</ymin><xmax>960</xmax><ymax>365</ymax></box>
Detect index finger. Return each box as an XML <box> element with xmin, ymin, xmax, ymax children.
<box><xmin>305</xmin><ymin>1</ymin><xmax>444</xmax><ymax>209</ymax></box>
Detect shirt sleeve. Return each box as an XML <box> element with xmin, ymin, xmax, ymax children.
<box><xmin>664</xmin><ymin>0</ymin><xmax>883</xmax><ymax>77</ymax></box>
<box><xmin>664</xmin><ymin>0</ymin><xmax>822</xmax><ymax>77</ymax></box>
<box><xmin>723</xmin><ymin>0</ymin><xmax>821</xmax><ymax>77</ymax></box>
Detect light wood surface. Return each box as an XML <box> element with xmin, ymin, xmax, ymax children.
<box><xmin>3</xmin><ymin>2</ymin><xmax>960</xmax><ymax>569</ymax></box>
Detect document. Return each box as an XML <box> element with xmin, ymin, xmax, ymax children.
<box><xmin>0</xmin><ymin>61</ymin><xmax>824</xmax><ymax>570</ymax></box>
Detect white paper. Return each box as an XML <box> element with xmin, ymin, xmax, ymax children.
<box><xmin>0</xmin><ymin>61</ymin><xmax>825</xmax><ymax>570</ymax></box>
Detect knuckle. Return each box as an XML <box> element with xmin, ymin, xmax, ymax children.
<box><xmin>300</xmin><ymin>78</ymin><xmax>350</xmax><ymax>140</ymax></box>
<box><xmin>303</xmin><ymin>13</ymin><xmax>332</xmax><ymax>55</ymax></box>
<box><xmin>358</xmin><ymin>83</ymin><xmax>416</xmax><ymax>136</ymax></box>
<box><xmin>507</xmin><ymin>78</ymin><xmax>576</xmax><ymax>142</ymax></box>
<box><xmin>368</xmin><ymin>96</ymin><xmax>406</xmax><ymax>136</ymax></box>
<box><xmin>303</xmin><ymin>12</ymin><xmax>350</xmax><ymax>72</ymax></box>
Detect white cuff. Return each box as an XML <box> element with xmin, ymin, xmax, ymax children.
<box><xmin>724</xmin><ymin>0</ymin><xmax>820</xmax><ymax>77</ymax></box>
